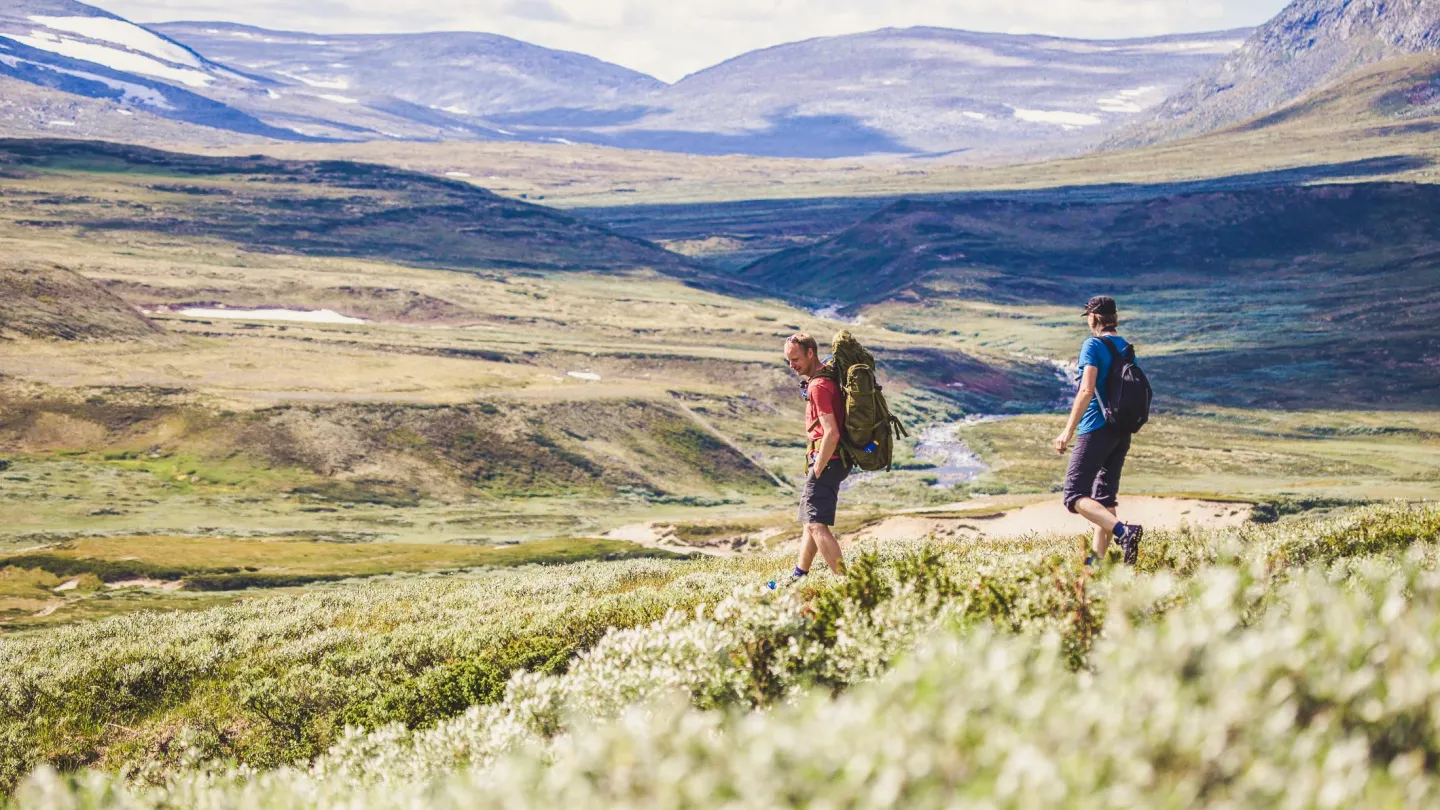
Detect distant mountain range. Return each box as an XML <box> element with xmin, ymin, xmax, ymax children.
<box><xmin>2</xmin><ymin>0</ymin><xmax>1250</xmax><ymax>158</ymax></box>
<box><xmin>549</xmin><ymin>28</ymin><xmax>1251</xmax><ymax>160</ymax></box>
<box><xmin>1109</xmin><ymin>0</ymin><xmax>1440</xmax><ymax>148</ymax></box>
<box><xmin>5</xmin><ymin>0</ymin><xmax>1437</xmax><ymax>160</ymax></box>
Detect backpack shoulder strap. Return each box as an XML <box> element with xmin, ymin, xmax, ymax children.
<box><xmin>1099</xmin><ymin>336</ymin><xmax>1123</xmax><ymax>361</ymax></box>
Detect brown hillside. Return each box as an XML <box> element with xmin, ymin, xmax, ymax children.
<box><xmin>0</xmin><ymin>263</ymin><xmax>160</xmax><ymax>341</ymax></box>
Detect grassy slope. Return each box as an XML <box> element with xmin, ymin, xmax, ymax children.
<box><xmin>0</xmin><ymin>263</ymin><xmax>160</xmax><ymax>341</ymax></box>
<box><xmin>0</xmin><ymin>139</ymin><xmax>693</xmax><ymax>277</ymax></box>
<box><xmin>0</xmin><ymin>535</ymin><xmax>678</xmax><ymax>631</ymax></box>
<box><xmin>961</xmin><ymin>410</ymin><xmax>1440</xmax><ymax>503</ymax></box>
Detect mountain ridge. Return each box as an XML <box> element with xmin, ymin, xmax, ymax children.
<box><xmin>3</xmin><ymin>0</ymin><xmax>1253</xmax><ymax>158</ymax></box>
<box><xmin>1107</xmin><ymin>0</ymin><xmax>1440</xmax><ymax>148</ymax></box>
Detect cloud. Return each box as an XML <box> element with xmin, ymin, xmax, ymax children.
<box><xmin>505</xmin><ymin>0</ymin><xmax>571</xmax><ymax>24</ymax></box>
<box><xmin>99</xmin><ymin>0</ymin><xmax>1291</xmax><ymax>82</ymax></box>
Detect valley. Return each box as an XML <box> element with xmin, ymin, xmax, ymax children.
<box><xmin>1</xmin><ymin>120</ymin><xmax>1436</xmax><ymax>629</ymax></box>
<box><xmin>0</xmin><ymin>0</ymin><xmax>1438</xmax><ymax>802</ymax></box>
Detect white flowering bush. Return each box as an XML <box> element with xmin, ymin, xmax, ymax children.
<box><xmin>7</xmin><ymin>504</ymin><xmax>1440</xmax><ymax>808</ymax></box>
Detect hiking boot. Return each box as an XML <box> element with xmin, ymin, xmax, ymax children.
<box><xmin>1118</xmin><ymin>524</ymin><xmax>1143</xmax><ymax>566</ymax></box>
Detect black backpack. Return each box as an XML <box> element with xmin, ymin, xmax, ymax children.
<box><xmin>1099</xmin><ymin>337</ymin><xmax>1152</xmax><ymax>434</ymax></box>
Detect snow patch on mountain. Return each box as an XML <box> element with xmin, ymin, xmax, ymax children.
<box><xmin>29</xmin><ymin>15</ymin><xmax>201</xmax><ymax>67</ymax></box>
<box><xmin>0</xmin><ymin>53</ymin><xmax>173</xmax><ymax>107</ymax></box>
<box><xmin>2</xmin><ymin>29</ymin><xmax>212</xmax><ymax>87</ymax></box>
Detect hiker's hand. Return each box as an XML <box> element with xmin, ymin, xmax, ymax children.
<box><xmin>811</xmin><ymin>463</ymin><xmax>823</xmax><ymax>480</ymax></box>
<box><xmin>1054</xmin><ymin>433</ymin><xmax>1070</xmax><ymax>456</ymax></box>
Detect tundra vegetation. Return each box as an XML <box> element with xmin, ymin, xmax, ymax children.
<box><xmin>4</xmin><ymin>504</ymin><xmax>1440</xmax><ymax>806</ymax></box>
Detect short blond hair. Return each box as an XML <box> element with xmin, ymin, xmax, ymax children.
<box><xmin>785</xmin><ymin>333</ymin><xmax>819</xmax><ymax>356</ymax></box>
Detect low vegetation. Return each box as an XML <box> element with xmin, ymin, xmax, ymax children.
<box><xmin>0</xmin><ymin>535</ymin><xmax>679</xmax><ymax>626</ymax></box>
<box><xmin>3</xmin><ymin>503</ymin><xmax>1439</xmax><ymax>806</ymax></box>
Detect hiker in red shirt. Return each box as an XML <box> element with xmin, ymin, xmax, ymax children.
<box><xmin>782</xmin><ymin>333</ymin><xmax>849</xmax><ymax>584</ymax></box>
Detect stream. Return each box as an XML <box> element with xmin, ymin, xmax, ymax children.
<box><xmin>911</xmin><ymin>416</ymin><xmax>1010</xmax><ymax>488</ymax></box>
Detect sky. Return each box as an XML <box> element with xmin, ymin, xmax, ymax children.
<box><xmin>97</xmin><ymin>0</ymin><xmax>1294</xmax><ymax>83</ymax></box>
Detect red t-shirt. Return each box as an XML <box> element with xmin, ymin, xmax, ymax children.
<box><xmin>806</xmin><ymin>375</ymin><xmax>844</xmax><ymax>443</ymax></box>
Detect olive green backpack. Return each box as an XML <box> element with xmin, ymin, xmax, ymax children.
<box><xmin>814</xmin><ymin>330</ymin><xmax>909</xmax><ymax>472</ymax></box>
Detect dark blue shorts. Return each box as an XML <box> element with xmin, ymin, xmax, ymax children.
<box><xmin>800</xmin><ymin>457</ymin><xmax>849</xmax><ymax>526</ymax></box>
<box><xmin>1063</xmin><ymin>425</ymin><xmax>1131</xmax><ymax>513</ymax></box>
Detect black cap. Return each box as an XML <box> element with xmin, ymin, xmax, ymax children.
<box><xmin>1083</xmin><ymin>296</ymin><xmax>1117</xmax><ymax>316</ymax></box>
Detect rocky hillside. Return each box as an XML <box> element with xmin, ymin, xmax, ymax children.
<box><xmin>0</xmin><ymin>262</ymin><xmax>160</xmax><ymax>341</ymax></box>
<box><xmin>1108</xmin><ymin>0</ymin><xmax>1440</xmax><ymax>148</ymax></box>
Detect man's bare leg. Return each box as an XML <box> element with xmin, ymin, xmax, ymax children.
<box><xmin>797</xmin><ymin>525</ymin><xmax>819</xmax><ymax>573</ymax></box>
<box><xmin>807</xmin><ymin>523</ymin><xmax>846</xmax><ymax>575</ymax></box>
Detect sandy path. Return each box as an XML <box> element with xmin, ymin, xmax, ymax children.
<box><xmin>852</xmin><ymin>496</ymin><xmax>1252</xmax><ymax>544</ymax></box>
<box><xmin>601</xmin><ymin>523</ymin><xmax>736</xmax><ymax>557</ymax></box>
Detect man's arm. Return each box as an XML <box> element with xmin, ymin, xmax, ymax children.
<box><xmin>1055</xmin><ymin>365</ymin><xmax>1100</xmax><ymax>456</ymax></box>
<box><xmin>813</xmin><ymin>411</ymin><xmax>841</xmax><ymax>478</ymax></box>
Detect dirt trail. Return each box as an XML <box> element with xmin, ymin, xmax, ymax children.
<box><xmin>104</xmin><ymin>578</ymin><xmax>185</xmax><ymax>591</ymax></box>
<box><xmin>601</xmin><ymin>523</ymin><xmax>737</xmax><ymax>557</ymax></box>
<box><xmin>853</xmin><ymin>496</ymin><xmax>1252</xmax><ymax>544</ymax></box>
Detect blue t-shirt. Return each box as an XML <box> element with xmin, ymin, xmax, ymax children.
<box><xmin>1077</xmin><ymin>335</ymin><xmax>1130</xmax><ymax>436</ymax></box>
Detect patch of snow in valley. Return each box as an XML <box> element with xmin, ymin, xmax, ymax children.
<box><xmin>2</xmin><ymin>30</ymin><xmax>213</xmax><ymax>87</ymax></box>
<box><xmin>173</xmin><ymin>308</ymin><xmax>366</xmax><ymax>324</ymax></box>
<box><xmin>47</xmin><ymin>120</ymin><xmax>75</xmax><ymax>127</ymax></box>
<box><xmin>28</xmin><ymin>15</ymin><xmax>202</xmax><ymax>68</ymax></box>
<box><xmin>442</xmin><ymin>105</ymin><xmax>468</xmax><ymax>115</ymax></box>
<box><xmin>317</xmin><ymin>93</ymin><xmax>359</xmax><ymax>105</ymax></box>
<box><xmin>567</xmin><ymin>371</ymin><xmax>602</xmax><ymax>381</ymax></box>
<box><xmin>962</xmin><ymin>111</ymin><xmax>987</xmax><ymax>120</ymax></box>
<box><xmin>445</xmin><ymin>171</ymin><xmax>472</xmax><ymax>178</ymax></box>
<box><xmin>1012</xmin><ymin>108</ymin><xmax>1103</xmax><ymax>127</ymax></box>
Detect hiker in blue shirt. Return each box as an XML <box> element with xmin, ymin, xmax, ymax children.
<box><xmin>1054</xmin><ymin>296</ymin><xmax>1145</xmax><ymax>567</ymax></box>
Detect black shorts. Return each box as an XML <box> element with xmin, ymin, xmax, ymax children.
<box><xmin>1063</xmin><ymin>425</ymin><xmax>1132</xmax><ymax>513</ymax></box>
<box><xmin>800</xmin><ymin>457</ymin><xmax>850</xmax><ymax>526</ymax></box>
